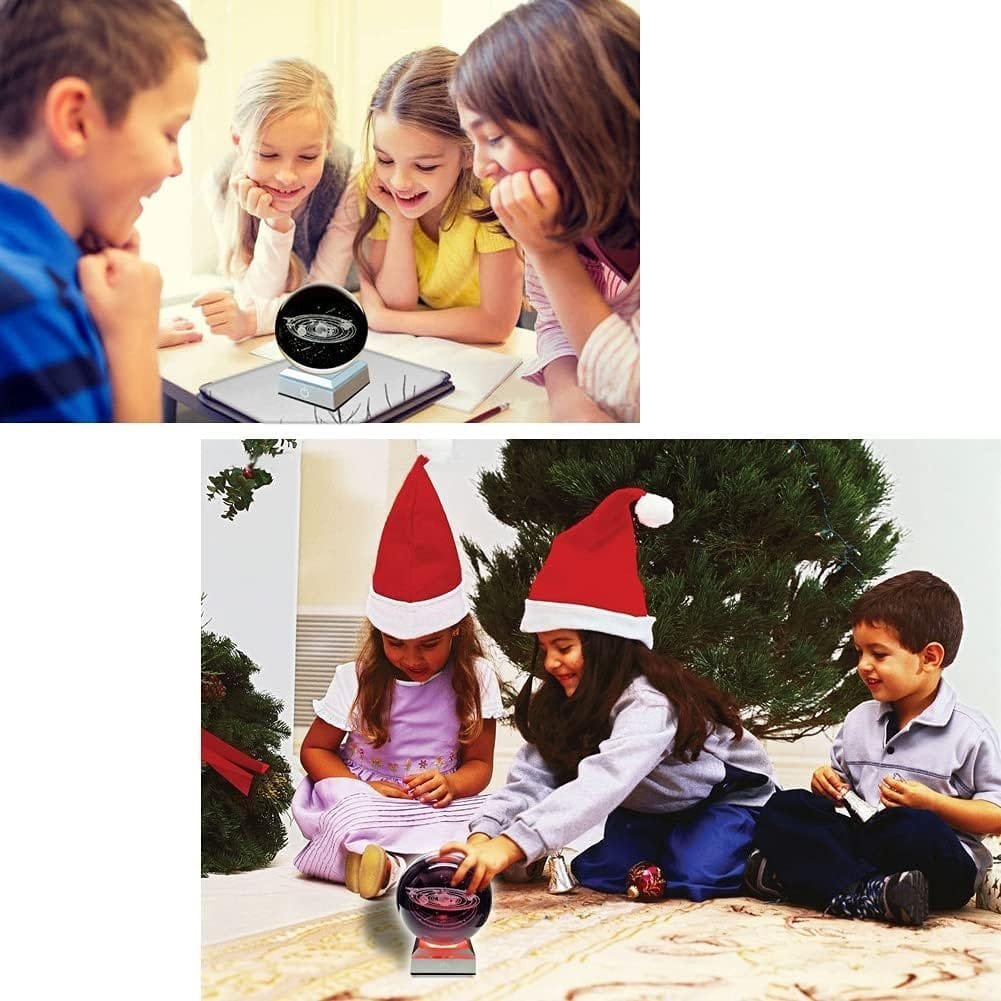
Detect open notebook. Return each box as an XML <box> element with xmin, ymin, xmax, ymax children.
<box><xmin>198</xmin><ymin>351</ymin><xmax>454</xmax><ymax>423</ymax></box>
<box><xmin>251</xmin><ymin>330</ymin><xmax>521</xmax><ymax>414</ymax></box>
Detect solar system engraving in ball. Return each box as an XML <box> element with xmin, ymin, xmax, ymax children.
<box><xmin>275</xmin><ymin>283</ymin><xmax>367</xmax><ymax>373</ymax></box>
<box><xmin>396</xmin><ymin>853</ymin><xmax>492</xmax><ymax>946</ymax></box>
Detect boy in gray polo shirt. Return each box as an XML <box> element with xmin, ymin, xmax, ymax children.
<box><xmin>746</xmin><ymin>571</ymin><xmax>1001</xmax><ymax>927</ymax></box>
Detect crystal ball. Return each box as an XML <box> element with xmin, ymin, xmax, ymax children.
<box><xmin>396</xmin><ymin>851</ymin><xmax>492</xmax><ymax>946</ymax></box>
<box><xmin>275</xmin><ymin>283</ymin><xmax>367</xmax><ymax>373</ymax></box>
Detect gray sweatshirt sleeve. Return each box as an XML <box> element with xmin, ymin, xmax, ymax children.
<box><xmin>469</xmin><ymin>742</ymin><xmax>560</xmax><ymax>838</ymax></box>
<box><xmin>496</xmin><ymin>694</ymin><xmax>675</xmax><ymax>864</ymax></box>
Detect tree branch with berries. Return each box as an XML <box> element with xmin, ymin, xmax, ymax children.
<box><xmin>206</xmin><ymin>439</ymin><xmax>298</xmax><ymax>520</ymax></box>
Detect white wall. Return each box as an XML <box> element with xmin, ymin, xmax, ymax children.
<box><xmin>871</xmin><ymin>439</ymin><xmax>1001</xmax><ymax>726</ymax></box>
<box><xmin>201</xmin><ymin>441</ymin><xmax>301</xmax><ymax>764</ymax></box>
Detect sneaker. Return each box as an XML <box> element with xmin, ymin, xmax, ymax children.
<box><xmin>882</xmin><ymin>870</ymin><xmax>929</xmax><ymax>926</ymax></box>
<box><xmin>743</xmin><ymin>849</ymin><xmax>785</xmax><ymax>901</ymax></box>
<box><xmin>827</xmin><ymin>869</ymin><xmax>928</xmax><ymax>926</ymax></box>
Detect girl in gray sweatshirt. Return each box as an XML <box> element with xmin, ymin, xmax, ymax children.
<box><xmin>442</xmin><ymin>486</ymin><xmax>777</xmax><ymax>899</ymax></box>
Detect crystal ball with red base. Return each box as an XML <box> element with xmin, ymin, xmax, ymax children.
<box><xmin>397</xmin><ymin>851</ymin><xmax>492</xmax><ymax>947</ymax></box>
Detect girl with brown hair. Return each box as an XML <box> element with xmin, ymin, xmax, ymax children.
<box><xmin>352</xmin><ymin>47</ymin><xmax>523</xmax><ymax>345</ymax></box>
<box><xmin>452</xmin><ymin>0</ymin><xmax>640</xmax><ymax>421</ymax></box>
<box><xmin>292</xmin><ymin>456</ymin><xmax>504</xmax><ymax>898</ymax></box>
<box><xmin>444</xmin><ymin>488</ymin><xmax>777</xmax><ymax>899</ymax></box>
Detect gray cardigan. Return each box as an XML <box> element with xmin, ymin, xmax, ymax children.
<box><xmin>470</xmin><ymin>674</ymin><xmax>777</xmax><ymax>864</ymax></box>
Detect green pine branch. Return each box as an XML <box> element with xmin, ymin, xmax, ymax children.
<box><xmin>464</xmin><ymin>440</ymin><xmax>901</xmax><ymax>742</ymax></box>
<box><xmin>206</xmin><ymin>439</ymin><xmax>298</xmax><ymax>520</ymax></box>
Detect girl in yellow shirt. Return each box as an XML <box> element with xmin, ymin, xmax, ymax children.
<box><xmin>352</xmin><ymin>47</ymin><xmax>523</xmax><ymax>345</ymax></box>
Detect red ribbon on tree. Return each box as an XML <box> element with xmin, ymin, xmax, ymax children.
<box><xmin>201</xmin><ymin>729</ymin><xmax>270</xmax><ymax>795</ymax></box>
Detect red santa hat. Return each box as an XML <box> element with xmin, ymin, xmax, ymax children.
<box><xmin>520</xmin><ymin>487</ymin><xmax>674</xmax><ymax>649</ymax></box>
<box><xmin>366</xmin><ymin>455</ymin><xmax>469</xmax><ymax>639</ymax></box>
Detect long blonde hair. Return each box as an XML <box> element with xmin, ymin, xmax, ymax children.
<box><xmin>219</xmin><ymin>57</ymin><xmax>338</xmax><ymax>288</ymax></box>
<box><xmin>352</xmin><ymin>47</ymin><xmax>497</xmax><ymax>284</ymax></box>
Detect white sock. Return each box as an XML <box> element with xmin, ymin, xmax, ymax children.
<box><xmin>376</xmin><ymin>852</ymin><xmax>406</xmax><ymax>897</ymax></box>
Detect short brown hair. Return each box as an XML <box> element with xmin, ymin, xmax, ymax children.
<box><xmin>0</xmin><ymin>0</ymin><xmax>206</xmax><ymax>146</ymax></box>
<box><xmin>851</xmin><ymin>570</ymin><xmax>963</xmax><ymax>667</ymax></box>
<box><xmin>452</xmin><ymin>0</ymin><xmax>639</xmax><ymax>249</ymax></box>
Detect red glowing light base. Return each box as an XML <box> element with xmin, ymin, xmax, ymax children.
<box><xmin>410</xmin><ymin>937</ymin><xmax>476</xmax><ymax>975</ymax></box>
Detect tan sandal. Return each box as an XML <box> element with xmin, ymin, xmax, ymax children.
<box><xmin>344</xmin><ymin>851</ymin><xmax>361</xmax><ymax>893</ymax></box>
<box><xmin>357</xmin><ymin>844</ymin><xmax>391</xmax><ymax>899</ymax></box>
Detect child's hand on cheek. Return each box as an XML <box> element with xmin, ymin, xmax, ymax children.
<box><xmin>405</xmin><ymin>769</ymin><xmax>455</xmax><ymax>808</ymax></box>
<box><xmin>231</xmin><ymin>176</ymin><xmax>293</xmax><ymax>233</ymax></box>
<box><xmin>490</xmin><ymin>168</ymin><xmax>563</xmax><ymax>257</ymax></box>
<box><xmin>879</xmin><ymin>775</ymin><xmax>937</xmax><ymax>810</ymax></box>
<box><xmin>366</xmin><ymin>173</ymin><xmax>411</xmax><ymax>226</ymax></box>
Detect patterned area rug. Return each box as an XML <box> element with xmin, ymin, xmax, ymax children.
<box><xmin>202</xmin><ymin>884</ymin><xmax>1001</xmax><ymax>1000</ymax></box>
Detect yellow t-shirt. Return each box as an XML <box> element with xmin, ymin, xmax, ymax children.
<box><xmin>361</xmin><ymin>173</ymin><xmax>515</xmax><ymax>309</ymax></box>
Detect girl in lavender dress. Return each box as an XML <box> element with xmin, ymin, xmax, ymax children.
<box><xmin>292</xmin><ymin>455</ymin><xmax>504</xmax><ymax>898</ymax></box>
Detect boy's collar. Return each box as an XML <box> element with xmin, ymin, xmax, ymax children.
<box><xmin>879</xmin><ymin>677</ymin><xmax>956</xmax><ymax>728</ymax></box>
<box><xmin>0</xmin><ymin>180</ymin><xmax>83</xmax><ymax>279</ymax></box>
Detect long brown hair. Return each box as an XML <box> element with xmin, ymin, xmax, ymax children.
<box><xmin>452</xmin><ymin>0</ymin><xmax>639</xmax><ymax>250</ymax></box>
<box><xmin>350</xmin><ymin>615</ymin><xmax>488</xmax><ymax>749</ymax></box>
<box><xmin>515</xmin><ymin>631</ymin><xmax>745</xmax><ymax>784</ymax></box>
<box><xmin>352</xmin><ymin>46</ymin><xmax>496</xmax><ymax>284</ymax></box>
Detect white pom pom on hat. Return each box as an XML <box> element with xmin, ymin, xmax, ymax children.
<box><xmin>519</xmin><ymin>486</ymin><xmax>675</xmax><ymax>649</ymax></box>
<box><xmin>634</xmin><ymin>492</ymin><xmax>674</xmax><ymax>528</ymax></box>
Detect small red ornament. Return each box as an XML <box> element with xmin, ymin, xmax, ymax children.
<box><xmin>626</xmin><ymin>860</ymin><xmax>665</xmax><ymax>901</ymax></box>
<box><xmin>242</xmin><ymin>466</ymin><xmax>254</xmax><ymax>479</ymax></box>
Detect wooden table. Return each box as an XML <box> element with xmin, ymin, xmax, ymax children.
<box><xmin>158</xmin><ymin>323</ymin><xmax>549</xmax><ymax>423</ymax></box>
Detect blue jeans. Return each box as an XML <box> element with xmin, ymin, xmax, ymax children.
<box><xmin>571</xmin><ymin>801</ymin><xmax>761</xmax><ymax>901</ymax></box>
<box><xmin>754</xmin><ymin>789</ymin><xmax>977</xmax><ymax>910</ymax></box>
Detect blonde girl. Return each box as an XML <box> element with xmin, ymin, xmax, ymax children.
<box><xmin>453</xmin><ymin>0</ymin><xmax>640</xmax><ymax>421</ymax></box>
<box><xmin>353</xmin><ymin>47</ymin><xmax>523</xmax><ymax>345</ymax></box>
<box><xmin>198</xmin><ymin>58</ymin><xmax>358</xmax><ymax>340</ymax></box>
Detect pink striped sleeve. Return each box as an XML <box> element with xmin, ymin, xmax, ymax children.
<box><xmin>520</xmin><ymin>260</ymin><xmax>578</xmax><ymax>384</ymax></box>
<box><xmin>521</xmin><ymin>255</ymin><xmax>640</xmax><ymax>422</ymax></box>
<box><xmin>578</xmin><ymin>305</ymin><xmax>640</xmax><ymax>422</ymax></box>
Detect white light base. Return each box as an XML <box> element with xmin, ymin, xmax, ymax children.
<box><xmin>277</xmin><ymin>360</ymin><xmax>369</xmax><ymax>411</ymax></box>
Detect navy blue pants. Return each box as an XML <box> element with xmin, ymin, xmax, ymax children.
<box><xmin>754</xmin><ymin>789</ymin><xmax>977</xmax><ymax>910</ymax></box>
<box><xmin>571</xmin><ymin>802</ymin><xmax>761</xmax><ymax>901</ymax></box>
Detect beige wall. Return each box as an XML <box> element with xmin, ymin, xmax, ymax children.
<box><xmin>145</xmin><ymin>1</ymin><xmax>639</xmax><ymax>281</ymax></box>
<box><xmin>297</xmin><ymin>439</ymin><xmax>419</xmax><ymax>608</ymax></box>
<box><xmin>180</xmin><ymin>0</ymin><xmax>639</xmax><ymax>273</ymax></box>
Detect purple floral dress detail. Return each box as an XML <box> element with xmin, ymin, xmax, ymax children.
<box><xmin>291</xmin><ymin>663</ymin><xmax>502</xmax><ymax>884</ymax></box>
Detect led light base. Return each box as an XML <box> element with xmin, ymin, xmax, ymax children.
<box><xmin>277</xmin><ymin>359</ymin><xmax>370</xmax><ymax>411</ymax></box>
<box><xmin>410</xmin><ymin>938</ymin><xmax>475</xmax><ymax>976</ymax></box>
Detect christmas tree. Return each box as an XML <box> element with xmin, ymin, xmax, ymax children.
<box><xmin>463</xmin><ymin>440</ymin><xmax>901</xmax><ymax>741</ymax></box>
<box><xmin>201</xmin><ymin>625</ymin><xmax>294</xmax><ymax>874</ymax></box>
